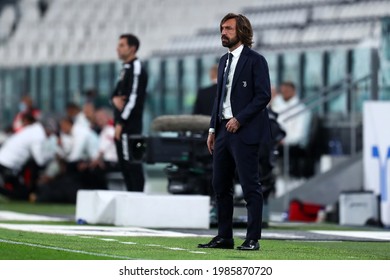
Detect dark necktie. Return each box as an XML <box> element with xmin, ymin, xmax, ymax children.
<box><xmin>219</xmin><ymin>53</ymin><xmax>233</xmax><ymax>120</ymax></box>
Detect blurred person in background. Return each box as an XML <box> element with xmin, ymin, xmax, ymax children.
<box><xmin>12</xmin><ymin>95</ymin><xmax>41</xmax><ymax>133</ymax></box>
<box><xmin>111</xmin><ymin>34</ymin><xmax>148</xmax><ymax>192</ymax></box>
<box><xmin>274</xmin><ymin>81</ymin><xmax>311</xmax><ymax>177</ymax></box>
<box><xmin>63</xmin><ymin>101</ymin><xmax>99</xmax><ymax>155</ymax></box>
<box><xmin>82</xmin><ymin>102</ymin><xmax>98</xmax><ymax>131</ymax></box>
<box><xmin>269</xmin><ymin>86</ymin><xmax>284</xmax><ymax>112</ymax></box>
<box><xmin>65</xmin><ymin>102</ymin><xmax>92</xmax><ymax>129</ymax></box>
<box><xmin>84</xmin><ymin>88</ymin><xmax>109</xmax><ymax>108</ymax></box>
<box><xmin>0</xmin><ymin>130</ymin><xmax>10</xmax><ymax>147</ymax></box>
<box><xmin>90</xmin><ymin>107</ymin><xmax>118</xmax><ymax>171</ymax></box>
<box><xmin>193</xmin><ymin>64</ymin><xmax>218</xmax><ymax>116</ymax></box>
<box><xmin>57</xmin><ymin>116</ymin><xmax>99</xmax><ymax>174</ymax></box>
<box><xmin>0</xmin><ymin>113</ymin><xmax>56</xmax><ymax>200</ymax></box>
<box><xmin>31</xmin><ymin>116</ymin><xmax>103</xmax><ymax>203</ymax></box>
<box><xmin>275</xmin><ymin>81</ymin><xmax>310</xmax><ymax>147</ymax></box>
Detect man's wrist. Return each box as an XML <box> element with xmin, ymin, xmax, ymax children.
<box><xmin>208</xmin><ymin>128</ymin><xmax>215</xmax><ymax>134</ymax></box>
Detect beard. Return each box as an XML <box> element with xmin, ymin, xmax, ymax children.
<box><xmin>221</xmin><ymin>35</ymin><xmax>240</xmax><ymax>48</ymax></box>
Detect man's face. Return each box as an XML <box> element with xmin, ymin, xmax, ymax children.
<box><xmin>60</xmin><ymin>120</ymin><xmax>72</xmax><ymax>135</ymax></box>
<box><xmin>94</xmin><ymin>111</ymin><xmax>107</xmax><ymax>128</ymax></box>
<box><xmin>279</xmin><ymin>85</ymin><xmax>295</xmax><ymax>101</ymax></box>
<box><xmin>117</xmin><ymin>38</ymin><xmax>133</xmax><ymax>61</ymax></box>
<box><xmin>21</xmin><ymin>96</ymin><xmax>33</xmax><ymax>108</ymax></box>
<box><xmin>83</xmin><ymin>103</ymin><xmax>95</xmax><ymax>122</ymax></box>
<box><xmin>66</xmin><ymin>108</ymin><xmax>78</xmax><ymax>118</ymax></box>
<box><xmin>220</xmin><ymin>18</ymin><xmax>240</xmax><ymax>49</ymax></box>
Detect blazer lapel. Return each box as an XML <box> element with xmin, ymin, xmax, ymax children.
<box><xmin>217</xmin><ymin>54</ymin><xmax>228</xmax><ymax>98</ymax></box>
<box><xmin>232</xmin><ymin>47</ymin><xmax>249</xmax><ymax>91</ymax></box>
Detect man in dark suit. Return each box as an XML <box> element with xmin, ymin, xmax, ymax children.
<box><xmin>198</xmin><ymin>13</ymin><xmax>271</xmax><ymax>251</ymax></box>
<box><xmin>193</xmin><ymin>64</ymin><xmax>218</xmax><ymax>116</ymax></box>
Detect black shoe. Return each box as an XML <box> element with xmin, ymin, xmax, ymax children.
<box><xmin>236</xmin><ymin>239</ymin><xmax>260</xmax><ymax>251</ymax></box>
<box><xmin>198</xmin><ymin>236</ymin><xmax>234</xmax><ymax>249</ymax></box>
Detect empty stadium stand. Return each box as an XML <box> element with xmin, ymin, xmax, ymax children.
<box><xmin>0</xmin><ymin>0</ymin><xmax>263</xmax><ymax>66</ymax></box>
<box><xmin>1</xmin><ymin>0</ymin><xmax>388</xmax><ymax>63</ymax></box>
<box><xmin>156</xmin><ymin>0</ymin><xmax>389</xmax><ymax>55</ymax></box>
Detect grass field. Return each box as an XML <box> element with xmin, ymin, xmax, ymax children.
<box><xmin>1</xmin><ymin>200</ymin><xmax>390</xmax><ymax>260</ymax></box>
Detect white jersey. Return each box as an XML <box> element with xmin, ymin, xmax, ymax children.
<box><xmin>0</xmin><ymin>122</ymin><xmax>53</xmax><ymax>171</ymax></box>
<box><xmin>59</xmin><ymin>124</ymin><xmax>99</xmax><ymax>162</ymax></box>
<box><xmin>74</xmin><ymin>112</ymin><xmax>91</xmax><ymax>128</ymax></box>
<box><xmin>98</xmin><ymin>124</ymin><xmax>118</xmax><ymax>162</ymax></box>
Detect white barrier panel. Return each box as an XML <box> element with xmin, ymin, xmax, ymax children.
<box><xmin>76</xmin><ymin>190</ymin><xmax>210</xmax><ymax>229</ymax></box>
<box><xmin>75</xmin><ymin>190</ymin><xmax>143</xmax><ymax>225</ymax></box>
<box><xmin>339</xmin><ymin>192</ymin><xmax>378</xmax><ymax>226</ymax></box>
<box><xmin>363</xmin><ymin>102</ymin><xmax>390</xmax><ymax>227</ymax></box>
<box><xmin>115</xmin><ymin>194</ymin><xmax>210</xmax><ymax>229</ymax></box>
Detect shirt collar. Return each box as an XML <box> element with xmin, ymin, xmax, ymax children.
<box><xmin>229</xmin><ymin>44</ymin><xmax>244</xmax><ymax>58</ymax></box>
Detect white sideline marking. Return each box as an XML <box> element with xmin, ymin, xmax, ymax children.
<box><xmin>120</xmin><ymin>241</ymin><xmax>137</xmax><ymax>245</ymax></box>
<box><xmin>188</xmin><ymin>251</ymin><xmax>207</xmax><ymax>254</ymax></box>
<box><xmin>0</xmin><ymin>223</ymin><xmax>208</xmax><ymax>255</ymax></box>
<box><xmin>311</xmin><ymin>230</ymin><xmax>390</xmax><ymax>241</ymax></box>
<box><xmin>236</xmin><ymin>232</ymin><xmax>306</xmax><ymax>239</ymax></box>
<box><xmin>0</xmin><ymin>211</ymin><xmax>67</xmax><ymax>222</ymax></box>
<box><xmin>0</xmin><ymin>223</ymin><xmax>204</xmax><ymax>237</ymax></box>
<box><xmin>165</xmin><ymin>247</ymin><xmax>186</xmax><ymax>251</ymax></box>
<box><xmin>0</xmin><ymin>239</ymin><xmax>136</xmax><ymax>260</ymax></box>
<box><xmin>145</xmin><ymin>244</ymin><xmax>162</xmax><ymax>247</ymax></box>
<box><xmin>263</xmin><ymin>232</ymin><xmax>306</xmax><ymax>239</ymax></box>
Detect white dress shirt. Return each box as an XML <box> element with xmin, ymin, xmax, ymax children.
<box><xmin>222</xmin><ymin>44</ymin><xmax>244</xmax><ymax>119</ymax></box>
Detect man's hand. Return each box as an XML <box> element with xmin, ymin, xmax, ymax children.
<box><xmin>112</xmin><ymin>96</ymin><xmax>126</xmax><ymax>111</ymax></box>
<box><xmin>226</xmin><ymin>117</ymin><xmax>240</xmax><ymax>133</ymax></box>
<box><xmin>207</xmin><ymin>133</ymin><xmax>215</xmax><ymax>155</ymax></box>
<box><xmin>115</xmin><ymin>123</ymin><xmax>123</xmax><ymax>141</ymax></box>
<box><xmin>77</xmin><ymin>161</ymin><xmax>89</xmax><ymax>171</ymax></box>
<box><xmin>90</xmin><ymin>153</ymin><xmax>105</xmax><ymax>169</ymax></box>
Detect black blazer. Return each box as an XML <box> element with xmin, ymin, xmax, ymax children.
<box><xmin>210</xmin><ymin>46</ymin><xmax>271</xmax><ymax>144</ymax></box>
<box><xmin>193</xmin><ymin>83</ymin><xmax>217</xmax><ymax>116</ymax></box>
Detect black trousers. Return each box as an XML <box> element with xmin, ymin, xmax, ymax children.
<box><xmin>115</xmin><ymin>132</ymin><xmax>145</xmax><ymax>192</ymax></box>
<box><xmin>0</xmin><ymin>164</ymin><xmax>29</xmax><ymax>200</ymax></box>
<box><xmin>36</xmin><ymin>174</ymin><xmax>80</xmax><ymax>203</ymax></box>
<box><xmin>212</xmin><ymin>123</ymin><xmax>263</xmax><ymax>241</ymax></box>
